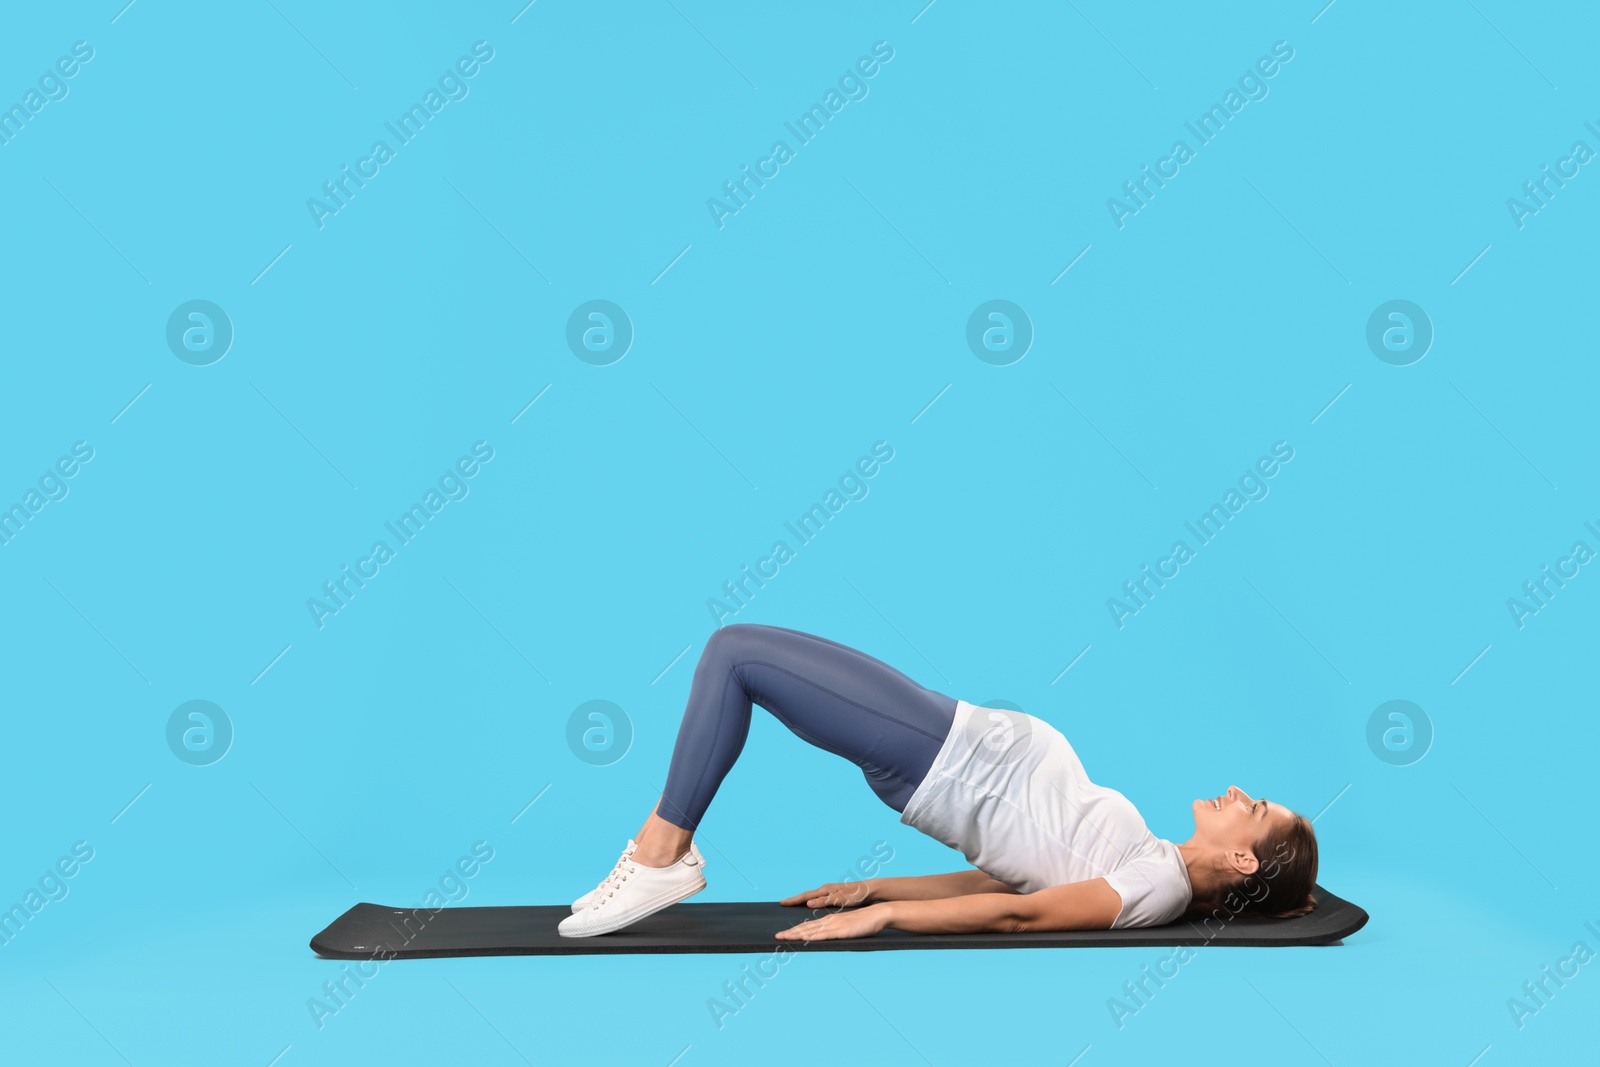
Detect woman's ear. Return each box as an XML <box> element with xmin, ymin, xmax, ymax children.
<box><xmin>1224</xmin><ymin>848</ymin><xmax>1260</xmax><ymax>877</ymax></box>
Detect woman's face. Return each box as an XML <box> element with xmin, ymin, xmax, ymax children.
<box><xmin>1191</xmin><ymin>784</ymin><xmax>1295</xmax><ymax>848</ymax></box>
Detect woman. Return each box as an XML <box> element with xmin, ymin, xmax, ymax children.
<box><xmin>559</xmin><ymin>623</ymin><xmax>1318</xmax><ymax>940</ymax></box>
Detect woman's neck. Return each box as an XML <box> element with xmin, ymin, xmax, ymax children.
<box><xmin>1176</xmin><ymin>839</ymin><xmax>1221</xmax><ymax>899</ymax></box>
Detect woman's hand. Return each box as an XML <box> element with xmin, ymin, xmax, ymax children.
<box><xmin>774</xmin><ymin>902</ymin><xmax>891</xmax><ymax>942</ymax></box>
<box><xmin>778</xmin><ymin>880</ymin><xmax>874</xmax><ymax>909</ymax></box>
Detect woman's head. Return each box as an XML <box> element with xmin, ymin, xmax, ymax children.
<box><xmin>1185</xmin><ymin>785</ymin><xmax>1318</xmax><ymax>919</ymax></box>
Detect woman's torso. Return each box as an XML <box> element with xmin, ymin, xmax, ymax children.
<box><xmin>898</xmin><ymin>700</ymin><xmax>1191</xmax><ymax>927</ymax></box>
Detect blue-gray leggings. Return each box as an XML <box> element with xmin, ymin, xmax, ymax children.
<box><xmin>656</xmin><ymin>623</ymin><xmax>959</xmax><ymax>831</ymax></box>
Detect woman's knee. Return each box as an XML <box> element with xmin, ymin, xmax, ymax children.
<box><xmin>703</xmin><ymin>623</ymin><xmax>768</xmax><ymax>664</ymax></box>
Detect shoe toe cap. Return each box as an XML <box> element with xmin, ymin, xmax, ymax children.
<box><xmin>558</xmin><ymin>910</ymin><xmax>599</xmax><ymax>937</ymax></box>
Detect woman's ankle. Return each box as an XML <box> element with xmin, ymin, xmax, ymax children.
<box><xmin>633</xmin><ymin>839</ymin><xmax>689</xmax><ymax>867</ymax></box>
<box><xmin>633</xmin><ymin>813</ymin><xmax>692</xmax><ymax>866</ymax></box>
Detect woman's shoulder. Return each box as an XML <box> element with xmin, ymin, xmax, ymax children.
<box><xmin>1101</xmin><ymin>838</ymin><xmax>1193</xmax><ymax>928</ymax></box>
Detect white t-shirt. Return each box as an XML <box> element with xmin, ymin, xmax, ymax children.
<box><xmin>899</xmin><ymin>700</ymin><xmax>1192</xmax><ymax>929</ymax></box>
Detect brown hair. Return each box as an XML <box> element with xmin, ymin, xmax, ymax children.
<box><xmin>1185</xmin><ymin>813</ymin><xmax>1319</xmax><ymax>921</ymax></box>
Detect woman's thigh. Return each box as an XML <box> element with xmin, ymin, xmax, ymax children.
<box><xmin>709</xmin><ymin>623</ymin><xmax>957</xmax><ymax>775</ymax></box>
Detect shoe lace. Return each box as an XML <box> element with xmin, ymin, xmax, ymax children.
<box><xmin>593</xmin><ymin>861</ymin><xmax>638</xmax><ymax>909</ymax></box>
<box><xmin>591</xmin><ymin>847</ymin><xmax>637</xmax><ymax>902</ymax></box>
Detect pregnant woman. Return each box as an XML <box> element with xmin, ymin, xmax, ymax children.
<box><xmin>559</xmin><ymin>623</ymin><xmax>1318</xmax><ymax>939</ymax></box>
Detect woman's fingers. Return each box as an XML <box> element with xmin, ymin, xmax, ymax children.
<box><xmin>774</xmin><ymin>906</ymin><xmax>886</xmax><ymax>941</ymax></box>
<box><xmin>779</xmin><ymin>881</ymin><xmax>870</xmax><ymax>908</ymax></box>
<box><xmin>779</xmin><ymin>885</ymin><xmax>829</xmax><ymax>906</ymax></box>
<box><xmin>775</xmin><ymin>917</ymin><xmax>834</xmax><ymax>941</ymax></box>
<box><xmin>777</xmin><ymin>883</ymin><xmax>876</xmax><ymax>915</ymax></box>
<box><xmin>779</xmin><ymin>883</ymin><xmax>845</xmax><ymax>907</ymax></box>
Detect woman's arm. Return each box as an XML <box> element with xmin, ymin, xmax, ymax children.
<box><xmin>774</xmin><ymin>878</ymin><xmax>1123</xmax><ymax>941</ymax></box>
<box><xmin>877</xmin><ymin>869</ymin><xmax>1019</xmax><ymax>901</ymax></box>
<box><xmin>779</xmin><ymin>869</ymin><xmax>1016</xmax><ymax>909</ymax></box>
<box><xmin>886</xmin><ymin>879</ymin><xmax>1122</xmax><ymax>933</ymax></box>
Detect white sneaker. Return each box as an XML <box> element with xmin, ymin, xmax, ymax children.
<box><xmin>558</xmin><ymin>846</ymin><xmax>706</xmax><ymax>937</ymax></box>
<box><xmin>571</xmin><ymin>841</ymin><xmax>706</xmax><ymax>912</ymax></box>
<box><xmin>571</xmin><ymin>839</ymin><xmax>636</xmax><ymax>913</ymax></box>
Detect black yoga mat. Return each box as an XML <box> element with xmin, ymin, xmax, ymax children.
<box><xmin>310</xmin><ymin>884</ymin><xmax>1366</xmax><ymax>958</ymax></box>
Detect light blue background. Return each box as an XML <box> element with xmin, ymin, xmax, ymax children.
<box><xmin>2</xmin><ymin>1</ymin><xmax>1595</xmax><ymax>1064</ymax></box>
